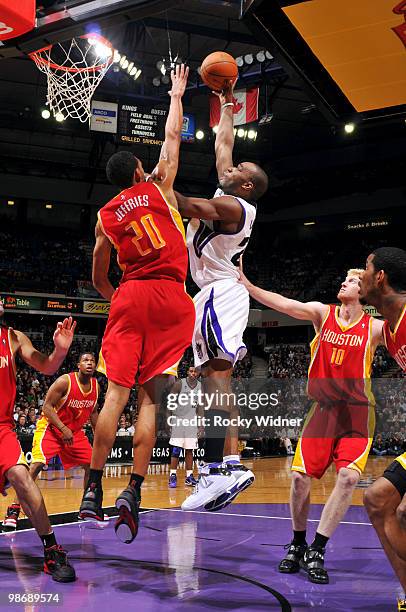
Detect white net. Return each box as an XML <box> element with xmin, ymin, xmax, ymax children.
<box><xmin>30</xmin><ymin>36</ymin><xmax>113</xmax><ymax>123</ymax></box>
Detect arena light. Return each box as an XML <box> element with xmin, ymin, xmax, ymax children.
<box><xmin>195</xmin><ymin>130</ymin><xmax>204</xmax><ymax>140</ymax></box>
<box><xmin>304</xmin><ymin>221</ymin><xmax>315</xmax><ymax>226</ymax></box>
<box><xmin>244</xmin><ymin>54</ymin><xmax>253</xmax><ymax>65</ymax></box>
<box><xmin>152</xmin><ymin>76</ymin><xmax>161</xmax><ymax>87</ymax></box>
<box><xmin>134</xmin><ymin>69</ymin><xmax>142</xmax><ymax>81</ymax></box>
<box><xmin>256</xmin><ymin>51</ymin><xmax>266</xmax><ymax>63</ymax></box>
<box><xmin>156</xmin><ymin>60</ymin><xmax>164</xmax><ymax>71</ymax></box>
<box><xmin>236</xmin><ymin>56</ymin><xmax>244</xmax><ymax>67</ymax></box>
<box><xmin>119</xmin><ymin>55</ymin><xmax>127</xmax><ymax>67</ymax></box>
<box><xmin>122</xmin><ymin>58</ymin><xmax>129</xmax><ymax>70</ymax></box>
<box><xmin>94</xmin><ymin>41</ymin><xmax>113</xmax><ymax>59</ymax></box>
<box><xmin>113</xmin><ymin>50</ymin><xmax>121</xmax><ymax>63</ymax></box>
<box><xmin>265</xmin><ymin>50</ymin><xmax>273</xmax><ymax>60</ymax></box>
<box><xmin>247</xmin><ymin>129</ymin><xmax>257</xmax><ymax>139</ymax></box>
<box><xmin>237</xmin><ymin>128</ymin><xmax>245</xmax><ymax>137</ymax></box>
<box><xmin>7</xmin><ymin>200</ymin><xmax>15</xmax><ymax>206</ymax></box>
<box><xmin>129</xmin><ymin>66</ymin><xmax>137</xmax><ymax>76</ymax></box>
<box><xmin>127</xmin><ymin>61</ymin><xmax>134</xmax><ymax>73</ymax></box>
<box><xmin>212</xmin><ymin>125</ymin><xmax>219</xmax><ymax>134</ymax></box>
<box><xmin>55</xmin><ymin>112</ymin><xmax>65</xmax><ymax>122</ymax></box>
<box><xmin>344</xmin><ymin>123</ymin><xmax>355</xmax><ymax>134</ymax></box>
<box><xmin>45</xmin><ymin>203</ymin><xmax>53</xmax><ymax>209</ymax></box>
<box><xmin>41</xmin><ymin>108</ymin><xmax>51</xmax><ymax>119</ymax></box>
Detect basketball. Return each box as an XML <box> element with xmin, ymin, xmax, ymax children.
<box><xmin>200</xmin><ymin>51</ymin><xmax>238</xmax><ymax>91</ymax></box>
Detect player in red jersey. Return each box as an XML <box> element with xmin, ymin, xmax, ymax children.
<box><xmin>78</xmin><ymin>65</ymin><xmax>195</xmax><ymax>544</ymax></box>
<box><xmin>240</xmin><ymin>267</ymin><xmax>383</xmax><ymax>584</ymax></box>
<box><xmin>360</xmin><ymin>247</ymin><xmax>406</xmax><ymax>604</ymax></box>
<box><xmin>0</xmin><ymin>302</ymin><xmax>76</xmax><ymax>582</ymax></box>
<box><xmin>3</xmin><ymin>353</ymin><xmax>99</xmax><ymax>531</ymax></box>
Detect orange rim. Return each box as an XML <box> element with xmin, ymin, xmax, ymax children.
<box><xmin>28</xmin><ymin>33</ymin><xmax>113</xmax><ymax>74</ymax></box>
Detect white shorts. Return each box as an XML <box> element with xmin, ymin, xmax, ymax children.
<box><xmin>169</xmin><ymin>437</ymin><xmax>198</xmax><ymax>450</ymax></box>
<box><xmin>192</xmin><ymin>280</ymin><xmax>249</xmax><ymax>368</ymax></box>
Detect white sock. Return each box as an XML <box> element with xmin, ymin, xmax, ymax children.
<box><xmin>186</xmin><ymin>470</ymin><xmax>193</xmax><ymax>477</ymax></box>
<box><xmin>223</xmin><ymin>455</ymin><xmax>240</xmax><ymax>463</ymax></box>
<box><xmin>170</xmin><ymin>469</ymin><xmax>176</xmax><ymax>476</ymax></box>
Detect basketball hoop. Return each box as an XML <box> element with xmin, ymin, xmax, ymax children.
<box><xmin>29</xmin><ymin>33</ymin><xmax>114</xmax><ymax>123</ymax></box>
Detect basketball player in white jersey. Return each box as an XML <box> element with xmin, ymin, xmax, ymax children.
<box><xmin>168</xmin><ymin>366</ymin><xmax>201</xmax><ymax>487</ymax></box>
<box><xmin>175</xmin><ymin>80</ymin><xmax>269</xmax><ymax>511</ymax></box>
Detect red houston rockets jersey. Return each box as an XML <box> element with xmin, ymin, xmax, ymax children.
<box><xmin>39</xmin><ymin>372</ymin><xmax>98</xmax><ymax>434</ymax></box>
<box><xmin>0</xmin><ymin>326</ymin><xmax>16</xmax><ymax>426</ymax></box>
<box><xmin>308</xmin><ymin>305</ymin><xmax>374</xmax><ymax>404</ymax></box>
<box><xmin>383</xmin><ymin>304</ymin><xmax>406</xmax><ymax>372</ymax></box>
<box><xmin>98</xmin><ymin>181</ymin><xmax>188</xmax><ymax>284</ymax></box>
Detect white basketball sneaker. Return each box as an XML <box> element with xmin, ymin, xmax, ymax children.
<box><xmin>181</xmin><ymin>463</ymin><xmax>236</xmax><ymax>511</ymax></box>
<box><xmin>204</xmin><ymin>461</ymin><xmax>255</xmax><ymax>512</ymax></box>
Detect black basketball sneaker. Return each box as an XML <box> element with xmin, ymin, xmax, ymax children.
<box><xmin>44</xmin><ymin>545</ymin><xmax>76</xmax><ymax>582</ymax></box>
<box><xmin>78</xmin><ymin>482</ymin><xmax>104</xmax><ymax>522</ymax></box>
<box><xmin>301</xmin><ymin>546</ymin><xmax>329</xmax><ymax>584</ymax></box>
<box><xmin>2</xmin><ymin>503</ymin><xmax>21</xmax><ymax>532</ymax></box>
<box><xmin>278</xmin><ymin>541</ymin><xmax>308</xmax><ymax>573</ymax></box>
<box><xmin>114</xmin><ymin>485</ymin><xmax>141</xmax><ymax>544</ymax></box>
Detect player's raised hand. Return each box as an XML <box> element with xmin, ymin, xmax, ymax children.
<box><xmin>53</xmin><ymin>317</ymin><xmax>77</xmax><ymax>353</ymax></box>
<box><xmin>212</xmin><ymin>78</ymin><xmax>236</xmax><ymax>105</ymax></box>
<box><xmin>169</xmin><ymin>64</ymin><xmax>189</xmax><ymax>98</ymax></box>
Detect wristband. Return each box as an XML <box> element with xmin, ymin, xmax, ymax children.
<box><xmin>221</xmin><ymin>102</ymin><xmax>234</xmax><ymax>109</ymax></box>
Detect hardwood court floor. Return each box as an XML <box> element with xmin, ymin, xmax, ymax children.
<box><xmin>0</xmin><ymin>456</ymin><xmax>393</xmax><ymax>518</ymax></box>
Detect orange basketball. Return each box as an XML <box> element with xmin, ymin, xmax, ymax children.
<box><xmin>200</xmin><ymin>52</ymin><xmax>238</xmax><ymax>92</ymax></box>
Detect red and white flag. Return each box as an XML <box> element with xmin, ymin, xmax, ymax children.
<box><xmin>209</xmin><ymin>87</ymin><xmax>259</xmax><ymax>127</ymax></box>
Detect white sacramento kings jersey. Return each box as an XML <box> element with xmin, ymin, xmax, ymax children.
<box><xmin>176</xmin><ymin>379</ymin><xmax>202</xmax><ymax>419</ymax></box>
<box><xmin>186</xmin><ymin>188</ymin><xmax>257</xmax><ymax>288</ymax></box>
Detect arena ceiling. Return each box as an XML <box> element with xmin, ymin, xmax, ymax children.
<box><xmin>0</xmin><ymin>0</ymin><xmax>405</xmax><ymax>217</ymax></box>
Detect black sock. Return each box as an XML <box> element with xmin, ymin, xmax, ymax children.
<box><xmin>293</xmin><ymin>530</ymin><xmax>307</xmax><ymax>545</ymax></box>
<box><xmin>204</xmin><ymin>410</ymin><xmax>229</xmax><ymax>463</ymax></box>
<box><xmin>87</xmin><ymin>469</ymin><xmax>103</xmax><ymax>487</ymax></box>
<box><xmin>312</xmin><ymin>532</ymin><xmax>329</xmax><ymax>550</ymax></box>
<box><xmin>129</xmin><ymin>473</ymin><xmax>144</xmax><ymax>490</ymax></box>
<box><xmin>41</xmin><ymin>531</ymin><xmax>57</xmax><ymax>549</ymax></box>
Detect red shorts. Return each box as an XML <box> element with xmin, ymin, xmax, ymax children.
<box><xmin>292</xmin><ymin>402</ymin><xmax>375</xmax><ymax>479</ymax></box>
<box><xmin>32</xmin><ymin>425</ymin><xmax>92</xmax><ymax>470</ymax></box>
<box><xmin>0</xmin><ymin>425</ymin><xmax>28</xmax><ymax>495</ymax></box>
<box><xmin>98</xmin><ymin>279</ymin><xmax>195</xmax><ymax>387</ymax></box>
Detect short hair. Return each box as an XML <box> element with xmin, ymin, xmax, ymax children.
<box><xmin>372</xmin><ymin>247</ymin><xmax>406</xmax><ymax>292</ymax></box>
<box><xmin>106</xmin><ymin>151</ymin><xmax>138</xmax><ymax>188</ymax></box>
<box><xmin>79</xmin><ymin>352</ymin><xmax>96</xmax><ymax>362</ymax></box>
<box><xmin>347</xmin><ymin>268</ymin><xmax>364</xmax><ymax>277</ymax></box>
<box><xmin>248</xmin><ymin>163</ymin><xmax>269</xmax><ymax>200</ymax></box>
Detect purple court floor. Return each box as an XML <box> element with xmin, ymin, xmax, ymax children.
<box><xmin>0</xmin><ymin>504</ymin><xmax>398</xmax><ymax>611</ymax></box>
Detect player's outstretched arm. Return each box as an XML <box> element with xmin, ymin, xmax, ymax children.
<box><xmin>11</xmin><ymin>317</ymin><xmax>76</xmax><ymax>375</ymax></box>
<box><xmin>175</xmin><ymin>192</ymin><xmax>241</xmax><ymax>222</ymax></box>
<box><xmin>92</xmin><ymin>221</ymin><xmax>115</xmax><ymax>301</ymax></box>
<box><xmin>239</xmin><ymin>265</ymin><xmax>328</xmax><ymax>328</ymax></box>
<box><xmin>42</xmin><ymin>375</ymin><xmax>74</xmax><ymax>445</ymax></box>
<box><xmin>152</xmin><ymin>64</ymin><xmax>189</xmax><ymax>192</ymax></box>
<box><xmin>214</xmin><ymin>80</ymin><xmax>235</xmax><ymax>179</ymax></box>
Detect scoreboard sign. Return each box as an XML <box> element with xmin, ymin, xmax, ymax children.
<box><xmin>118</xmin><ymin>104</ymin><xmax>167</xmax><ymax>146</ymax></box>
<box><xmin>0</xmin><ymin>294</ymin><xmax>41</xmax><ymax>310</ymax></box>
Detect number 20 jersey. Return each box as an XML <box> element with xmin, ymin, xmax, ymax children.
<box><xmin>186</xmin><ymin>188</ymin><xmax>257</xmax><ymax>288</ymax></box>
<box><xmin>98</xmin><ymin>181</ymin><xmax>188</xmax><ymax>284</ymax></box>
<box><xmin>307</xmin><ymin>305</ymin><xmax>374</xmax><ymax>405</ymax></box>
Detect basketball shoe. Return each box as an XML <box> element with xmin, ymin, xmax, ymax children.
<box><xmin>114</xmin><ymin>485</ymin><xmax>141</xmax><ymax>544</ymax></box>
<box><xmin>181</xmin><ymin>462</ymin><xmax>252</xmax><ymax>511</ymax></box>
<box><xmin>204</xmin><ymin>461</ymin><xmax>255</xmax><ymax>512</ymax></box>
<box><xmin>2</xmin><ymin>503</ymin><xmax>21</xmax><ymax>532</ymax></box>
<box><xmin>78</xmin><ymin>483</ymin><xmax>104</xmax><ymax>522</ymax></box>
<box><xmin>185</xmin><ymin>474</ymin><xmax>198</xmax><ymax>486</ymax></box>
<box><xmin>44</xmin><ymin>545</ymin><xmax>76</xmax><ymax>582</ymax></box>
<box><xmin>168</xmin><ymin>473</ymin><xmax>177</xmax><ymax>488</ymax></box>
<box><xmin>301</xmin><ymin>546</ymin><xmax>329</xmax><ymax>584</ymax></box>
<box><xmin>278</xmin><ymin>540</ymin><xmax>308</xmax><ymax>573</ymax></box>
